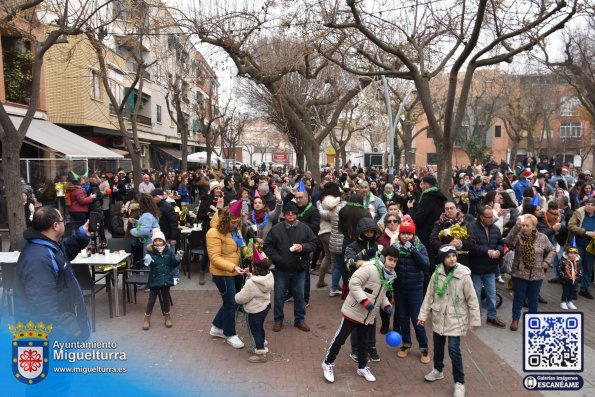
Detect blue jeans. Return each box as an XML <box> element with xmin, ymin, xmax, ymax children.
<box><xmin>471</xmin><ymin>273</ymin><xmax>497</xmax><ymax>320</ymax></box>
<box><xmin>273</xmin><ymin>270</ymin><xmax>306</xmax><ymax>324</ymax></box>
<box><xmin>172</xmin><ymin>265</ymin><xmax>180</xmax><ymax>278</ymax></box>
<box><xmin>433</xmin><ymin>332</ymin><xmax>464</xmax><ymax>384</ymax></box>
<box><xmin>331</xmin><ymin>254</ymin><xmax>344</xmax><ymax>291</ymax></box>
<box><xmin>577</xmin><ymin>246</ymin><xmax>594</xmax><ymax>292</ymax></box>
<box><xmin>395</xmin><ymin>289</ymin><xmax>428</xmax><ymax>350</ymax></box>
<box><xmin>248</xmin><ymin>307</ymin><xmax>270</xmax><ymax>350</ymax></box>
<box><xmin>212</xmin><ymin>275</ymin><xmax>238</xmax><ymax>337</ymax></box>
<box><xmin>512</xmin><ymin>277</ymin><xmax>543</xmax><ymax>321</ymax></box>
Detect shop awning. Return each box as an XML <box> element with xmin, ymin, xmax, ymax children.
<box><xmin>155</xmin><ymin>146</ymin><xmax>182</xmax><ymax>160</ymax></box>
<box><xmin>10</xmin><ymin>115</ymin><xmax>124</xmax><ymax>159</ymax></box>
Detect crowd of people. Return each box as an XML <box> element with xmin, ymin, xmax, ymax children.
<box><xmin>15</xmin><ymin>155</ymin><xmax>595</xmax><ymax>397</ymax></box>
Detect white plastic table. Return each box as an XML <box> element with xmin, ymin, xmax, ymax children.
<box><xmin>71</xmin><ymin>252</ymin><xmax>130</xmax><ymax>317</ymax></box>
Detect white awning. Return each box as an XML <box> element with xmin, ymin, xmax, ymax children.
<box><xmin>9</xmin><ymin>115</ymin><xmax>124</xmax><ymax>159</ymax></box>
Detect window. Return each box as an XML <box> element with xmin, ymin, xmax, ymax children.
<box><xmin>90</xmin><ymin>69</ymin><xmax>101</xmax><ymax>100</ymax></box>
<box><xmin>560</xmin><ymin>96</ymin><xmax>581</xmax><ymax>117</ymax></box>
<box><xmin>156</xmin><ymin>105</ymin><xmax>162</xmax><ymax>124</ymax></box>
<box><xmin>560</xmin><ymin>121</ymin><xmax>582</xmax><ymax>138</ymax></box>
<box><xmin>108</xmin><ymin>68</ymin><xmax>125</xmax><ymax>113</ymax></box>
<box><xmin>426</xmin><ymin>128</ymin><xmax>433</xmax><ymax>139</ymax></box>
<box><xmin>427</xmin><ymin>153</ymin><xmax>438</xmax><ymax>165</ymax></box>
<box><xmin>494</xmin><ymin>125</ymin><xmax>501</xmax><ymax>138</ymax></box>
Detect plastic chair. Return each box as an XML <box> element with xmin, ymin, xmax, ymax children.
<box><xmin>72</xmin><ymin>265</ymin><xmax>112</xmax><ymax>332</ymax></box>
<box><xmin>186</xmin><ymin>230</ymin><xmax>206</xmax><ymax>278</ymax></box>
<box><xmin>122</xmin><ymin>265</ymin><xmax>150</xmax><ymax>316</ymax></box>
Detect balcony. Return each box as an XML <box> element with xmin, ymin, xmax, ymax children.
<box><xmin>136</xmin><ymin>114</ymin><xmax>152</xmax><ymax>126</ymax></box>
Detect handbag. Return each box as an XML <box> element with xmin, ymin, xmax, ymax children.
<box><xmin>500</xmin><ymin>249</ymin><xmax>514</xmax><ymax>275</ymax></box>
<box><xmin>587</xmin><ymin>238</ymin><xmax>595</xmax><ymax>255</ymax></box>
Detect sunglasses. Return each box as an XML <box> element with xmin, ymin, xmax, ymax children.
<box><xmin>285</xmin><ymin>211</ymin><xmax>297</xmax><ymax>215</ymax></box>
<box><xmin>386</xmin><ymin>220</ymin><xmax>399</xmax><ymax>224</ymax></box>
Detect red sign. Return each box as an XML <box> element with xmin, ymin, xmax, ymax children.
<box><xmin>272</xmin><ymin>149</ymin><xmax>289</xmax><ymax>165</ymax></box>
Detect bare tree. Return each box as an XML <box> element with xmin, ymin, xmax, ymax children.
<box><xmin>183</xmin><ymin>1</ymin><xmax>371</xmax><ymax>183</ymax></box>
<box><xmin>195</xmin><ymin>90</ymin><xmax>226</xmax><ymax>165</ymax></box>
<box><xmin>320</xmin><ymin>0</ymin><xmax>576</xmax><ymax>192</ymax></box>
<box><xmin>0</xmin><ymin>0</ymin><xmax>113</xmax><ymax>248</ymax></box>
<box><xmin>541</xmin><ymin>6</ymin><xmax>595</xmax><ymax>122</ymax></box>
<box><xmin>329</xmin><ymin>104</ymin><xmax>368</xmax><ymax>169</ymax></box>
<box><xmin>85</xmin><ymin>0</ymin><xmax>166</xmax><ymax>191</ymax></box>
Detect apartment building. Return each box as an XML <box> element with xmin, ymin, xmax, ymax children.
<box><xmin>43</xmin><ymin>0</ymin><xmax>219</xmax><ymax>171</ymax></box>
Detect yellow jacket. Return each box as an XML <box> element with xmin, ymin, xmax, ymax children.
<box><xmin>206</xmin><ymin>227</ymin><xmax>241</xmax><ymax>277</ymax></box>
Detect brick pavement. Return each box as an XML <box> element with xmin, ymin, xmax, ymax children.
<box><xmin>87</xmin><ymin>283</ymin><xmax>539</xmax><ymax>397</ymax></box>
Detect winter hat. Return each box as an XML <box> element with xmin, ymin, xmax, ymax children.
<box><xmin>229</xmin><ymin>200</ymin><xmax>243</xmax><ymax>219</ymax></box>
<box><xmin>151</xmin><ymin>228</ymin><xmax>166</xmax><ymax>244</ymax></box>
<box><xmin>399</xmin><ymin>215</ymin><xmax>416</xmax><ymax>234</ymax></box>
<box><xmin>438</xmin><ymin>245</ymin><xmax>457</xmax><ymax>263</ymax></box>
<box><xmin>521</xmin><ymin>170</ymin><xmax>533</xmax><ymax>178</ymax></box>
<box><xmin>209</xmin><ymin>180</ymin><xmax>221</xmax><ymax>193</ymax></box>
<box><xmin>283</xmin><ymin>201</ymin><xmax>299</xmax><ymax>214</ymax></box>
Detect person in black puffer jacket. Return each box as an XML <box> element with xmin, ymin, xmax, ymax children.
<box><xmin>343</xmin><ymin>217</ymin><xmax>383</xmax><ymax>363</ymax></box>
<box><xmin>392</xmin><ymin>215</ymin><xmax>431</xmax><ymax>362</ymax></box>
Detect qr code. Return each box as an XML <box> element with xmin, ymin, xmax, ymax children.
<box><xmin>523</xmin><ymin>312</ymin><xmax>583</xmax><ymax>372</ymax></box>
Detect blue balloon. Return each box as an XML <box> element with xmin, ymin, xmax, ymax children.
<box><xmin>386</xmin><ymin>331</ymin><xmax>402</xmax><ymax>347</ymax></box>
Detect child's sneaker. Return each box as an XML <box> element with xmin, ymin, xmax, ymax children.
<box><xmin>561</xmin><ymin>302</ymin><xmax>569</xmax><ymax>310</ymax></box>
<box><xmin>454</xmin><ymin>382</ymin><xmax>466</xmax><ymax>397</ymax></box>
<box><xmin>420</xmin><ymin>350</ymin><xmax>431</xmax><ymax>364</ymax></box>
<box><xmin>568</xmin><ymin>301</ymin><xmax>577</xmax><ymax>310</ymax></box>
<box><xmin>349</xmin><ymin>351</ymin><xmax>358</xmax><ymax>362</ymax></box>
<box><xmin>209</xmin><ymin>325</ymin><xmax>225</xmax><ymax>339</ymax></box>
<box><xmin>226</xmin><ymin>335</ymin><xmax>244</xmax><ymax>349</ymax></box>
<box><xmin>496</xmin><ymin>275</ymin><xmax>505</xmax><ymax>284</ymax></box>
<box><xmin>369</xmin><ymin>348</ymin><xmax>380</xmax><ymax>362</ymax></box>
<box><xmin>329</xmin><ymin>289</ymin><xmax>341</xmax><ymax>297</ymax></box>
<box><xmin>424</xmin><ymin>368</ymin><xmax>444</xmax><ymax>382</ymax></box>
<box><xmin>322</xmin><ymin>362</ymin><xmax>334</xmax><ymax>383</ymax></box>
<box><xmin>356</xmin><ymin>366</ymin><xmax>376</xmax><ymax>382</ymax></box>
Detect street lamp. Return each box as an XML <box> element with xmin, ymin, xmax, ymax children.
<box><xmin>389</xmin><ymin>87</ymin><xmax>417</xmax><ymax>171</ymax></box>
<box><xmin>379</xmin><ymin>75</ymin><xmax>417</xmax><ymax>171</ymax></box>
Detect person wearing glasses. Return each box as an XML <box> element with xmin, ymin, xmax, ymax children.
<box><xmin>14</xmin><ymin>206</ymin><xmax>94</xmax><ymax>341</ymax></box>
<box><xmin>429</xmin><ymin>202</ymin><xmax>473</xmax><ymax>270</ymax></box>
<box><xmin>467</xmin><ymin>206</ymin><xmax>506</xmax><ymax>329</ymax></box>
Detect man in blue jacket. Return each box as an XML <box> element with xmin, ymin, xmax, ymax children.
<box><xmin>513</xmin><ymin>170</ymin><xmax>533</xmax><ymax>204</ymax></box>
<box><xmin>14</xmin><ymin>206</ymin><xmax>93</xmax><ymax>341</ymax></box>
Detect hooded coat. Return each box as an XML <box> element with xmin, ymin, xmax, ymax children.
<box><xmin>344</xmin><ymin>217</ymin><xmax>382</xmax><ymax>275</ymax></box>
<box><xmin>235</xmin><ymin>272</ymin><xmax>274</xmax><ymax>313</ymax></box>
<box><xmin>143</xmin><ymin>246</ymin><xmax>180</xmax><ymax>288</ymax></box>
<box><xmin>418</xmin><ymin>263</ymin><xmax>481</xmax><ymax>336</ymax></box>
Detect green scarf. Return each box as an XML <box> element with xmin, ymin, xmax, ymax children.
<box><xmin>434</xmin><ymin>264</ymin><xmax>457</xmax><ymax>297</ymax></box>
<box><xmin>418</xmin><ymin>186</ymin><xmax>439</xmax><ymax>205</ymax></box>
<box><xmin>298</xmin><ymin>202</ymin><xmax>312</xmax><ymax>218</ymax></box>
<box><xmin>374</xmin><ymin>257</ymin><xmax>394</xmax><ymax>294</ymax></box>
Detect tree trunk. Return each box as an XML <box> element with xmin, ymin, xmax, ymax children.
<box><xmin>2</xmin><ymin>138</ymin><xmax>27</xmax><ymax>249</ymax></box>
<box><xmin>436</xmin><ymin>140</ymin><xmax>453</xmax><ymax>199</ymax></box>
<box><xmin>304</xmin><ymin>143</ymin><xmax>321</xmax><ymax>184</ymax></box>
<box><xmin>510</xmin><ymin>139</ymin><xmax>520</xmax><ymax>171</ymax></box>
<box><xmin>340</xmin><ymin>145</ymin><xmax>347</xmax><ymax>170</ymax></box>
<box><xmin>295</xmin><ymin>148</ymin><xmax>305</xmax><ymax>171</ymax></box>
<box><xmin>180</xmin><ymin>124</ymin><xmax>188</xmax><ymax>172</ymax></box>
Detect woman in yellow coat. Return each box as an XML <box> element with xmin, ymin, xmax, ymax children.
<box><xmin>206</xmin><ymin>201</ymin><xmax>247</xmax><ymax>349</ymax></box>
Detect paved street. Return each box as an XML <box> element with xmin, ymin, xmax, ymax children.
<box><xmin>78</xmin><ymin>272</ymin><xmax>594</xmax><ymax>396</ymax></box>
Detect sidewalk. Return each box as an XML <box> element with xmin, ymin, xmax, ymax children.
<box><xmin>87</xmin><ymin>280</ymin><xmax>537</xmax><ymax>397</ymax></box>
